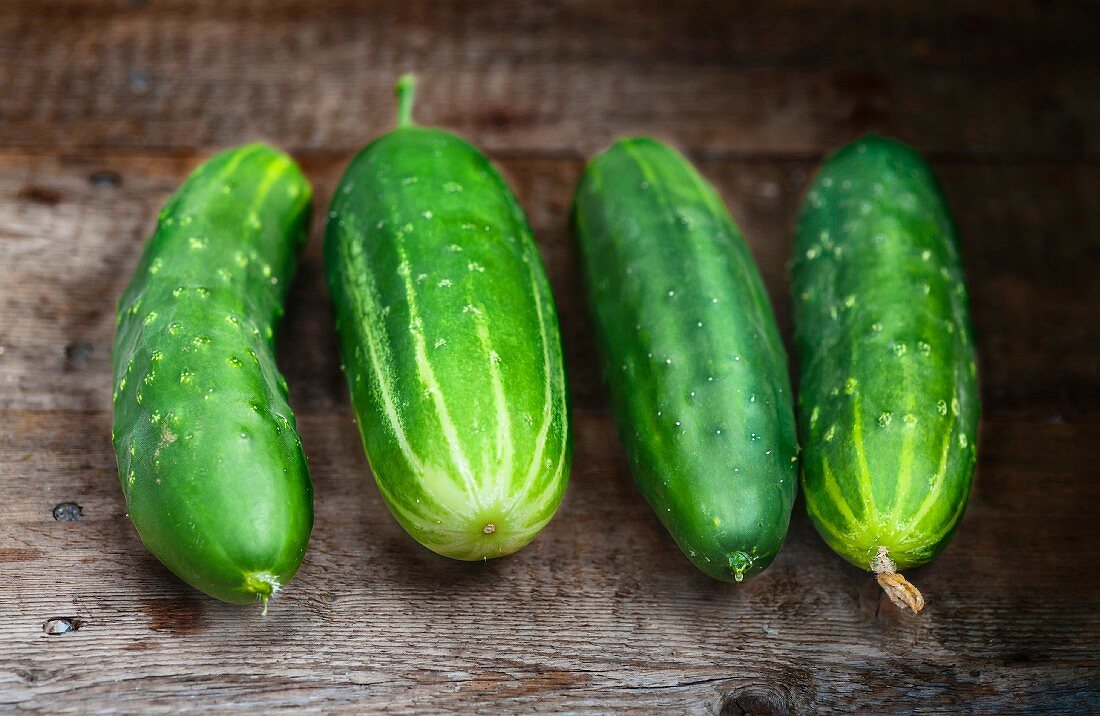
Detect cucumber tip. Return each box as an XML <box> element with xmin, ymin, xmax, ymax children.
<box><xmin>244</xmin><ymin>572</ymin><xmax>282</xmax><ymax>615</ymax></box>
<box><xmin>728</xmin><ymin>551</ymin><xmax>752</xmax><ymax>582</ymax></box>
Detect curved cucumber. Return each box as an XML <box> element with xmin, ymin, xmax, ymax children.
<box><xmin>791</xmin><ymin>135</ymin><xmax>979</xmax><ymax>610</ymax></box>
<box><xmin>112</xmin><ymin>143</ymin><xmax>314</xmax><ymax>606</ymax></box>
<box><xmin>324</xmin><ymin>76</ymin><xmax>571</xmax><ymax>560</ymax></box>
<box><xmin>572</xmin><ymin>137</ymin><xmax>798</xmax><ymax>582</ymax></box>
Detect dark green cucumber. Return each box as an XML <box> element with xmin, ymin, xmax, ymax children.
<box><xmin>324</xmin><ymin>76</ymin><xmax>571</xmax><ymax>559</ymax></box>
<box><xmin>791</xmin><ymin>135</ymin><xmax>979</xmax><ymax>609</ymax></box>
<box><xmin>573</xmin><ymin>137</ymin><xmax>798</xmax><ymax>582</ymax></box>
<box><xmin>112</xmin><ymin>143</ymin><xmax>314</xmax><ymax>607</ymax></box>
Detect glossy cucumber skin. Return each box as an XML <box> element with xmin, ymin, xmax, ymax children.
<box><xmin>791</xmin><ymin>135</ymin><xmax>979</xmax><ymax>571</ymax></box>
<box><xmin>112</xmin><ymin>144</ymin><xmax>314</xmax><ymax>604</ymax></box>
<box><xmin>324</xmin><ymin>127</ymin><xmax>571</xmax><ymax>560</ymax></box>
<box><xmin>573</xmin><ymin>137</ymin><xmax>798</xmax><ymax>582</ymax></box>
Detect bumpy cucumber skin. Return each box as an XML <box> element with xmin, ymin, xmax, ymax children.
<box><xmin>112</xmin><ymin>144</ymin><xmax>314</xmax><ymax>604</ymax></box>
<box><xmin>573</xmin><ymin>137</ymin><xmax>798</xmax><ymax>582</ymax></box>
<box><xmin>791</xmin><ymin>135</ymin><xmax>979</xmax><ymax>571</ymax></box>
<box><xmin>324</xmin><ymin>127</ymin><xmax>571</xmax><ymax>560</ymax></box>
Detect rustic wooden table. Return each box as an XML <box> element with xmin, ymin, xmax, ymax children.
<box><xmin>2</xmin><ymin>2</ymin><xmax>1098</xmax><ymax>713</ymax></box>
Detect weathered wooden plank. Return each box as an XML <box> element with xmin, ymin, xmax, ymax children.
<box><xmin>1</xmin><ymin>1</ymin><xmax>1097</xmax><ymax>711</ymax></box>
<box><xmin>0</xmin><ymin>409</ymin><xmax>1097</xmax><ymax>713</ymax></box>
<box><xmin>1</xmin><ymin>0</ymin><xmax>1098</xmax><ymax>156</ymax></box>
<box><xmin>1</xmin><ymin>151</ymin><xmax>1097</xmax><ymax>418</ymax></box>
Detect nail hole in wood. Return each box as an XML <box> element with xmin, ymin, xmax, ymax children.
<box><xmin>43</xmin><ymin>618</ymin><xmax>82</xmax><ymax>636</ymax></box>
<box><xmin>63</xmin><ymin>342</ymin><xmax>93</xmax><ymax>370</ymax></box>
<box><xmin>52</xmin><ymin>503</ymin><xmax>83</xmax><ymax>521</ymax></box>
<box><xmin>89</xmin><ymin>170</ymin><xmax>122</xmax><ymax>188</ymax></box>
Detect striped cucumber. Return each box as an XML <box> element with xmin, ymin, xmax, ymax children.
<box><xmin>572</xmin><ymin>137</ymin><xmax>798</xmax><ymax>582</ymax></box>
<box><xmin>791</xmin><ymin>135</ymin><xmax>979</xmax><ymax>611</ymax></box>
<box><xmin>324</xmin><ymin>76</ymin><xmax>571</xmax><ymax>560</ymax></box>
<box><xmin>112</xmin><ymin>144</ymin><xmax>314</xmax><ymax>608</ymax></box>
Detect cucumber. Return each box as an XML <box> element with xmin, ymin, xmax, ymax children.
<box><xmin>324</xmin><ymin>76</ymin><xmax>571</xmax><ymax>560</ymax></box>
<box><xmin>112</xmin><ymin>143</ymin><xmax>314</xmax><ymax>608</ymax></box>
<box><xmin>572</xmin><ymin>137</ymin><xmax>798</xmax><ymax>582</ymax></box>
<box><xmin>791</xmin><ymin>135</ymin><xmax>979</xmax><ymax>611</ymax></box>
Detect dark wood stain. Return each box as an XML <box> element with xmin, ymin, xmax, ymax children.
<box><xmin>140</xmin><ymin>596</ymin><xmax>208</xmax><ymax>636</ymax></box>
<box><xmin>0</xmin><ymin>547</ymin><xmax>45</xmax><ymax>563</ymax></box>
<box><xmin>16</xmin><ymin>186</ymin><xmax>62</xmax><ymax>206</ymax></box>
<box><xmin>720</xmin><ymin>686</ymin><xmax>792</xmax><ymax>716</ymax></box>
<box><xmin>475</xmin><ymin>108</ymin><xmax>538</xmax><ymax>131</ymax></box>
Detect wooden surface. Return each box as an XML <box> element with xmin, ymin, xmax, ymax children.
<box><xmin>2</xmin><ymin>1</ymin><xmax>1098</xmax><ymax>713</ymax></box>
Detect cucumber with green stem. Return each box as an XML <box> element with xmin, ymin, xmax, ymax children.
<box><xmin>325</xmin><ymin>75</ymin><xmax>571</xmax><ymax>559</ymax></box>
<box><xmin>112</xmin><ymin>143</ymin><xmax>314</xmax><ymax>609</ymax></box>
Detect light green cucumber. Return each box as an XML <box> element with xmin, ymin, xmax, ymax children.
<box><xmin>324</xmin><ymin>76</ymin><xmax>571</xmax><ymax>559</ymax></box>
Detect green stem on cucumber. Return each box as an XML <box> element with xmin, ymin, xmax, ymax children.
<box><xmin>396</xmin><ymin>73</ymin><xmax>417</xmax><ymax>128</ymax></box>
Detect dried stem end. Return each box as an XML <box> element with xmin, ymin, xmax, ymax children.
<box><xmin>870</xmin><ymin>546</ymin><xmax>925</xmax><ymax>613</ymax></box>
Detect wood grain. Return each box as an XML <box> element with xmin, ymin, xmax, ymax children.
<box><xmin>1</xmin><ymin>410</ymin><xmax>1098</xmax><ymax>713</ymax></box>
<box><xmin>1</xmin><ymin>1</ymin><xmax>1098</xmax><ymax>157</ymax></box>
<box><xmin>1</xmin><ymin>0</ymin><xmax>1099</xmax><ymax>712</ymax></box>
